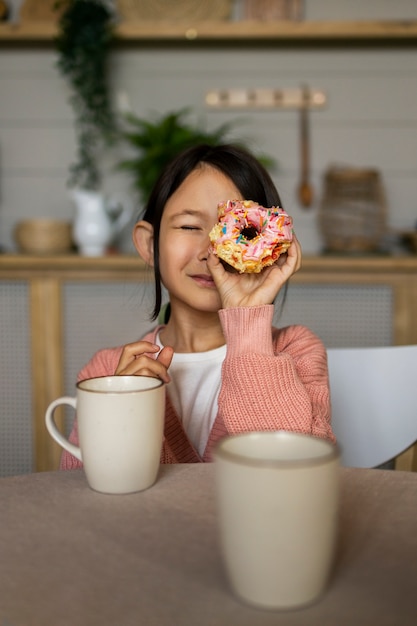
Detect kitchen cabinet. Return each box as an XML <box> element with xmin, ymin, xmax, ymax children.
<box><xmin>1</xmin><ymin>253</ymin><xmax>416</xmax><ymax>474</ymax></box>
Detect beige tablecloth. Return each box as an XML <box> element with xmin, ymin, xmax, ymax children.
<box><xmin>1</xmin><ymin>465</ymin><xmax>416</xmax><ymax>626</ymax></box>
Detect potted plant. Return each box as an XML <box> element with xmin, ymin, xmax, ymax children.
<box><xmin>55</xmin><ymin>0</ymin><xmax>117</xmax><ymax>190</ymax></box>
<box><xmin>118</xmin><ymin>108</ymin><xmax>276</xmax><ymax>206</ymax></box>
<box><xmin>54</xmin><ymin>0</ymin><xmax>133</xmax><ymax>255</ymax></box>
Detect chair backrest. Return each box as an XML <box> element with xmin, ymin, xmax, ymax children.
<box><xmin>327</xmin><ymin>345</ymin><xmax>417</xmax><ymax>468</ymax></box>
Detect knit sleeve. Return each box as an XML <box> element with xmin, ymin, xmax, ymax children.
<box><xmin>217</xmin><ymin>305</ymin><xmax>335</xmax><ymax>443</ymax></box>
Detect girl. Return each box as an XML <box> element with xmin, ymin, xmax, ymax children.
<box><xmin>61</xmin><ymin>144</ymin><xmax>334</xmax><ymax>468</ymax></box>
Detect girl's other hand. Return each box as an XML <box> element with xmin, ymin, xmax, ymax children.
<box><xmin>115</xmin><ymin>341</ymin><xmax>174</xmax><ymax>383</ymax></box>
<box><xmin>207</xmin><ymin>234</ymin><xmax>302</xmax><ymax>309</ymax></box>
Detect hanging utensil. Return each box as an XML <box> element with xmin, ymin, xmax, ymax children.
<box><xmin>297</xmin><ymin>84</ymin><xmax>314</xmax><ymax>208</ymax></box>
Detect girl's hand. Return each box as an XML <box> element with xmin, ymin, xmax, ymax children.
<box><xmin>115</xmin><ymin>341</ymin><xmax>174</xmax><ymax>383</ymax></box>
<box><xmin>207</xmin><ymin>234</ymin><xmax>302</xmax><ymax>309</ymax></box>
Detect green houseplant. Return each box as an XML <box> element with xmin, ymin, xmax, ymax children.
<box><xmin>118</xmin><ymin>108</ymin><xmax>276</xmax><ymax>205</ymax></box>
<box><xmin>55</xmin><ymin>0</ymin><xmax>118</xmax><ymax>190</ymax></box>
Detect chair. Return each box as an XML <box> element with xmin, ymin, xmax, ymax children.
<box><xmin>327</xmin><ymin>345</ymin><xmax>417</xmax><ymax>470</ymax></box>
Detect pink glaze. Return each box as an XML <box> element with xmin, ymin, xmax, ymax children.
<box><xmin>209</xmin><ymin>200</ymin><xmax>293</xmax><ymax>273</ymax></box>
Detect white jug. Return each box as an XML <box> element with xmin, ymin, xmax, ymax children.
<box><xmin>72</xmin><ymin>189</ymin><xmax>134</xmax><ymax>256</ymax></box>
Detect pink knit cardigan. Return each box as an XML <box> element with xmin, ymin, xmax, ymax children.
<box><xmin>60</xmin><ymin>305</ymin><xmax>334</xmax><ymax>469</ymax></box>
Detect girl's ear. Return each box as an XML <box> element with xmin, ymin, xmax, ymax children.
<box><xmin>133</xmin><ymin>221</ymin><xmax>154</xmax><ymax>266</ymax></box>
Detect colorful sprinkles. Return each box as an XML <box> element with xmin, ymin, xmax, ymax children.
<box><xmin>208</xmin><ymin>199</ymin><xmax>293</xmax><ymax>273</ymax></box>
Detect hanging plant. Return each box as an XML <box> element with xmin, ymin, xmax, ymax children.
<box><xmin>55</xmin><ymin>0</ymin><xmax>118</xmax><ymax>190</ymax></box>
<box><xmin>118</xmin><ymin>108</ymin><xmax>276</xmax><ymax>205</ymax></box>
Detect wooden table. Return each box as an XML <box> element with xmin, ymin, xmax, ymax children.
<box><xmin>0</xmin><ymin>464</ymin><xmax>416</xmax><ymax>626</ymax></box>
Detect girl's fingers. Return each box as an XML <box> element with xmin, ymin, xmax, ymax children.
<box><xmin>116</xmin><ymin>355</ymin><xmax>171</xmax><ymax>383</ymax></box>
<box><xmin>207</xmin><ymin>232</ymin><xmax>302</xmax><ymax>309</ymax></box>
<box><xmin>120</xmin><ymin>340</ymin><xmax>160</xmax><ymax>358</ymax></box>
<box><xmin>115</xmin><ymin>341</ymin><xmax>160</xmax><ymax>372</ymax></box>
<box><xmin>274</xmin><ymin>235</ymin><xmax>301</xmax><ymax>273</ymax></box>
<box><xmin>157</xmin><ymin>346</ymin><xmax>174</xmax><ymax>369</ymax></box>
<box><xmin>207</xmin><ymin>250</ymin><xmax>225</xmax><ymax>286</ymax></box>
<box><xmin>115</xmin><ymin>341</ymin><xmax>174</xmax><ymax>383</ymax></box>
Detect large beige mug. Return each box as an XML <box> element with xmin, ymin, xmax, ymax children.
<box><xmin>45</xmin><ymin>376</ymin><xmax>165</xmax><ymax>494</ymax></box>
<box><xmin>213</xmin><ymin>431</ymin><xmax>340</xmax><ymax>610</ymax></box>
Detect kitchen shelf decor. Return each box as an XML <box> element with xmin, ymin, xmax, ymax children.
<box><xmin>243</xmin><ymin>0</ymin><xmax>303</xmax><ymax>21</ymax></box>
<box><xmin>18</xmin><ymin>0</ymin><xmax>64</xmax><ymax>22</ymax></box>
<box><xmin>318</xmin><ymin>167</ymin><xmax>387</xmax><ymax>255</ymax></box>
<box><xmin>117</xmin><ymin>108</ymin><xmax>276</xmax><ymax>205</ymax></box>
<box><xmin>116</xmin><ymin>0</ymin><xmax>233</xmax><ymax>22</ymax></box>
<box><xmin>55</xmin><ymin>0</ymin><xmax>118</xmax><ymax>191</ymax></box>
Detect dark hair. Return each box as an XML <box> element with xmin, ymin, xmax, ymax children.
<box><xmin>141</xmin><ymin>143</ymin><xmax>283</xmax><ymax>320</ymax></box>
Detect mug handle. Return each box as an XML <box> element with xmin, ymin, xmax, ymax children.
<box><xmin>45</xmin><ymin>397</ymin><xmax>82</xmax><ymax>462</ymax></box>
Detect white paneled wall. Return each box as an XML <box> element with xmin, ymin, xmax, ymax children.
<box><xmin>1</xmin><ymin>1</ymin><xmax>417</xmax><ymax>254</ymax></box>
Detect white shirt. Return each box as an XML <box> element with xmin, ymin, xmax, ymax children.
<box><xmin>156</xmin><ymin>333</ymin><xmax>226</xmax><ymax>456</ymax></box>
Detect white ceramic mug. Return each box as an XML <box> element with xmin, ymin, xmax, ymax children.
<box><xmin>45</xmin><ymin>376</ymin><xmax>165</xmax><ymax>494</ymax></box>
<box><xmin>213</xmin><ymin>431</ymin><xmax>340</xmax><ymax>610</ymax></box>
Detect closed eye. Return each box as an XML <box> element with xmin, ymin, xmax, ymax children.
<box><xmin>179</xmin><ymin>225</ymin><xmax>201</xmax><ymax>231</ymax></box>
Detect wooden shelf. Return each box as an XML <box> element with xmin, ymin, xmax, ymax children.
<box><xmin>1</xmin><ymin>20</ymin><xmax>417</xmax><ymax>44</ymax></box>
<box><xmin>116</xmin><ymin>20</ymin><xmax>417</xmax><ymax>42</ymax></box>
<box><xmin>1</xmin><ymin>252</ymin><xmax>417</xmax><ymax>275</ymax></box>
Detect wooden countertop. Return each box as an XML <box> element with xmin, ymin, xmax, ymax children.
<box><xmin>1</xmin><ymin>253</ymin><xmax>417</xmax><ymax>280</ymax></box>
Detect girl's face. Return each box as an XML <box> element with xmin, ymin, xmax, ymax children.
<box><xmin>159</xmin><ymin>165</ymin><xmax>242</xmax><ymax>314</ymax></box>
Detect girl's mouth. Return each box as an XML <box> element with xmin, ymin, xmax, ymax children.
<box><xmin>191</xmin><ymin>274</ymin><xmax>216</xmax><ymax>288</ymax></box>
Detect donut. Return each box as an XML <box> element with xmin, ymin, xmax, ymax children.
<box><xmin>209</xmin><ymin>200</ymin><xmax>293</xmax><ymax>273</ymax></box>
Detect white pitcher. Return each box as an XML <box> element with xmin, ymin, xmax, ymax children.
<box><xmin>72</xmin><ymin>189</ymin><xmax>134</xmax><ymax>256</ymax></box>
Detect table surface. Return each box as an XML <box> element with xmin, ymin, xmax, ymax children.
<box><xmin>1</xmin><ymin>464</ymin><xmax>416</xmax><ymax>626</ymax></box>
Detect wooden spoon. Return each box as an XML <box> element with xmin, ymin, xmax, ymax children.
<box><xmin>298</xmin><ymin>85</ymin><xmax>314</xmax><ymax>208</ymax></box>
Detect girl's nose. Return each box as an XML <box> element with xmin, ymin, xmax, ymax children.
<box><xmin>198</xmin><ymin>238</ymin><xmax>210</xmax><ymax>262</ymax></box>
